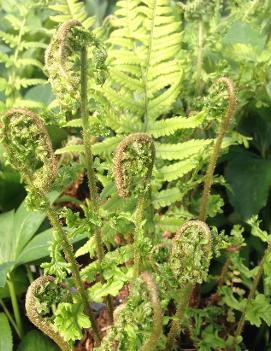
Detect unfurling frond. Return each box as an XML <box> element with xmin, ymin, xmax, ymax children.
<box><xmin>114</xmin><ymin>133</ymin><xmax>155</xmax><ymax>198</ymax></box>
<box><xmin>140</xmin><ymin>272</ymin><xmax>163</xmax><ymax>351</ymax></box>
<box><xmin>45</xmin><ymin>19</ymin><xmax>107</xmax><ymax>113</ymax></box>
<box><xmin>199</xmin><ymin>77</ymin><xmax>237</xmax><ymax>221</ymax></box>
<box><xmin>1</xmin><ymin>108</ymin><xmax>57</xmax><ymax>193</ymax></box>
<box><xmin>25</xmin><ymin>276</ymin><xmax>71</xmax><ymax>351</ymax></box>
<box><xmin>171</xmin><ymin>220</ymin><xmax>212</xmax><ymax>285</ymax></box>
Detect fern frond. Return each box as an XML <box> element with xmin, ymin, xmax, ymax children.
<box><xmin>157</xmin><ymin>158</ymin><xmax>198</xmax><ymax>182</ymax></box>
<box><xmin>106</xmin><ymin>0</ymin><xmax>183</xmax><ymax>122</ymax></box>
<box><xmin>147</xmin><ymin>111</ymin><xmax>205</xmax><ymax>138</ymax></box>
<box><xmin>49</xmin><ymin>0</ymin><xmax>95</xmax><ymax>29</ymax></box>
<box><xmin>153</xmin><ymin>187</ymin><xmax>182</xmax><ymax>209</ymax></box>
<box><xmin>155</xmin><ymin>139</ymin><xmax>212</xmax><ymax>160</ymax></box>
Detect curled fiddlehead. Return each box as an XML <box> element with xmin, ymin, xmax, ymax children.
<box><xmin>166</xmin><ymin>220</ymin><xmax>212</xmax><ymax>350</ymax></box>
<box><xmin>114</xmin><ymin>133</ymin><xmax>155</xmax><ymax>276</ymax></box>
<box><xmin>199</xmin><ymin>77</ymin><xmax>237</xmax><ymax>221</ymax></box>
<box><xmin>1</xmin><ymin>108</ymin><xmax>57</xmax><ymax>195</ymax></box>
<box><xmin>140</xmin><ymin>272</ymin><xmax>163</xmax><ymax>351</ymax></box>
<box><xmin>114</xmin><ymin>133</ymin><xmax>155</xmax><ymax>199</ymax></box>
<box><xmin>25</xmin><ymin>276</ymin><xmax>71</xmax><ymax>351</ymax></box>
<box><xmin>45</xmin><ymin>19</ymin><xmax>107</xmax><ymax>113</ymax></box>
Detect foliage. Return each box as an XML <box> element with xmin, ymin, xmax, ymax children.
<box><xmin>1</xmin><ymin>0</ymin><xmax>271</xmax><ymax>350</ymax></box>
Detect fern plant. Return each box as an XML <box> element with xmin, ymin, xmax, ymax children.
<box><xmin>0</xmin><ymin>0</ymin><xmax>50</xmax><ymax>111</ymax></box>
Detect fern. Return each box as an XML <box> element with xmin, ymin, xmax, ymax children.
<box><xmin>152</xmin><ymin>187</ymin><xmax>182</xmax><ymax>209</ymax></box>
<box><xmin>0</xmin><ymin>0</ymin><xmax>49</xmax><ymax>110</ymax></box>
<box><xmin>49</xmin><ymin>0</ymin><xmax>95</xmax><ymax>29</ymax></box>
<box><xmin>105</xmin><ymin>0</ymin><xmax>183</xmax><ymax>126</ymax></box>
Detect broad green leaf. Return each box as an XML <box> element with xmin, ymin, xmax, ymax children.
<box><xmin>0</xmin><ymin>313</ymin><xmax>12</xmax><ymax>351</ymax></box>
<box><xmin>0</xmin><ymin>262</ymin><xmax>15</xmax><ymax>288</ymax></box>
<box><xmin>17</xmin><ymin>330</ymin><xmax>59</xmax><ymax>351</ymax></box>
<box><xmin>226</xmin><ymin>149</ymin><xmax>271</xmax><ymax>219</ymax></box>
<box><xmin>246</xmin><ymin>294</ymin><xmax>271</xmax><ymax>327</ymax></box>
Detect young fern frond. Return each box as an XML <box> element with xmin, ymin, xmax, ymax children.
<box><xmin>1</xmin><ymin>108</ymin><xmax>57</xmax><ymax>194</ymax></box>
<box><xmin>166</xmin><ymin>220</ymin><xmax>212</xmax><ymax>350</ymax></box>
<box><xmin>114</xmin><ymin>133</ymin><xmax>155</xmax><ymax>276</ymax></box>
<box><xmin>140</xmin><ymin>272</ymin><xmax>163</xmax><ymax>351</ymax></box>
<box><xmin>25</xmin><ymin>276</ymin><xmax>71</xmax><ymax>351</ymax></box>
<box><xmin>1</xmin><ymin>108</ymin><xmax>101</xmax><ymax>342</ymax></box>
<box><xmin>106</xmin><ymin>0</ymin><xmax>182</xmax><ymax>125</ymax></box>
<box><xmin>199</xmin><ymin>77</ymin><xmax>237</xmax><ymax>221</ymax></box>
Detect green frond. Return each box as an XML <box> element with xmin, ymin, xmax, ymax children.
<box><xmin>153</xmin><ymin>187</ymin><xmax>182</xmax><ymax>209</ymax></box>
<box><xmin>106</xmin><ymin>0</ymin><xmax>183</xmax><ymax>121</ymax></box>
<box><xmin>157</xmin><ymin>158</ymin><xmax>198</xmax><ymax>182</ymax></box>
<box><xmin>93</xmin><ymin>136</ymin><xmax>124</xmax><ymax>156</ymax></box>
<box><xmin>55</xmin><ymin>144</ymin><xmax>84</xmax><ymax>155</ymax></box>
<box><xmin>155</xmin><ymin>139</ymin><xmax>212</xmax><ymax>160</ymax></box>
<box><xmin>147</xmin><ymin>111</ymin><xmax>205</xmax><ymax>138</ymax></box>
<box><xmin>49</xmin><ymin>0</ymin><xmax>95</xmax><ymax>29</ymax></box>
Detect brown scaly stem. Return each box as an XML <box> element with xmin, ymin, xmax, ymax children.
<box><xmin>140</xmin><ymin>272</ymin><xmax>163</xmax><ymax>351</ymax></box>
<box><xmin>166</xmin><ymin>283</ymin><xmax>194</xmax><ymax>351</ymax></box>
<box><xmin>25</xmin><ymin>276</ymin><xmax>71</xmax><ymax>351</ymax></box>
<box><xmin>167</xmin><ymin>220</ymin><xmax>212</xmax><ymax>350</ymax></box>
<box><xmin>46</xmin><ymin>206</ymin><xmax>101</xmax><ymax>342</ymax></box>
<box><xmin>114</xmin><ymin>133</ymin><xmax>155</xmax><ymax>277</ymax></box>
<box><xmin>232</xmin><ymin>242</ymin><xmax>271</xmax><ymax>350</ymax></box>
<box><xmin>199</xmin><ymin>77</ymin><xmax>237</xmax><ymax>221</ymax></box>
<box><xmin>80</xmin><ymin>38</ymin><xmax>114</xmax><ymax>323</ymax></box>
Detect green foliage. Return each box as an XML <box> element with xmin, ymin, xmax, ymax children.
<box><xmin>55</xmin><ymin>303</ymin><xmax>91</xmax><ymax>342</ymax></box>
<box><xmin>0</xmin><ymin>193</ymin><xmax>58</xmax><ymax>288</ymax></box>
<box><xmin>17</xmin><ymin>330</ymin><xmax>59</xmax><ymax>351</ymax></box>
<box><xmin>0</xmin><ymin>313</ymin><xmax>13</xmax><ymax>351</ymax></box>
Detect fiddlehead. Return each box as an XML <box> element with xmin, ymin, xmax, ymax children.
<box><xmin>1</xmin><ymin>107</ymin><xmax>101</xmax><ymax>342</ymax></box>
<box><xmin>45</xmin><ymin>19</ymin><xmax>107</xmax><ymax>114</ymax></box>
<box><xmin>140</xmin><ymin>272</ymin><xmax>163</xmax><ymax>351</ymax></box>
<box><xmin>25</xmin><ymin>276</ymin><xmax>71</xmax><ymax>351</ymax></box>
<box><xmin>166</xmin><ymin>220</ymin><xmax>212</xmax><ymax>350</ymax></box>
<box><xmin>199</xmin><ymin>77</ymin><xmax>237</xmax><ymax>221</ymax></box>
<box><xmin>114</xmin><ymin>133</ymin><xmax>155</xmax><ymax>199</ymax></box>
<box><xmin>114</xmin><ymin>133</ymin><xmax>155</xmax><ymax>276</ymax></box>
<box><xmin>1</xmin><ymin>108</ymin><xmax>57</xmax><ymax>195</ymax></box>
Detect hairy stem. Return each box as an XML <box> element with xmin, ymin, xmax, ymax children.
<box><xmin>47</xmin><ymin>207</ymin><xmax>101</xmax><ymax>342</ymax></box>
<box><xmin>25</xmin><ymin>276</ymin><xmax>71</xmax><ymax>351</ymax></box>
<box><xmin>0</xmin><ymin>298</ymin><xmax>21</xmax><ymax>338</ymax></box>
<box><xmin>199</xmin><ymin>78</ymin><xmax>237</xmax><ymax>221</ymax></box>
<box><xmin>232</xmin><ymin>243</ymin><xmax>271</xmax><ymax>349</ymax></box>
<box><xmin>7</xmin><ymin>278</ymin><xmax>24</xmax><ymax>338</ymax></box>
<box><xmin>196</xmin><ymin>20</ymin><xmax>204</xmax><ymax>95</ymax></box>
<box><xmin>166</xmin><ymin>283</ymin><xmax>194</xmax><ymax>350</ymax></box>
<box><xmin>134</xmin><ymin>197</ymin><xmax>145</xmax><ymax>277</ymax></box>
<box><xmin>140</xmin><ymin>272</ymin><xmax>163</xmax><ymax>351</ymax></box>
<box><xmin>80</xmin><ymin>45</ymin><xmax>114</xmax><ymax>322</ymax></box>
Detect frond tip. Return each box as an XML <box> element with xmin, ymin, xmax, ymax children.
<box><xmin>171</xmin><ymin>220</ymin><xmax>212</xmax><ymax>285</ymax></box>
<box><xmin>1</xmin><ymin>108</ymin><xmax>57</xmax><ymax>193</ymax></box>
<box><xmin>25</xmin><ymin>276</ymin><xmax>71</xmax><ymax>351</ymax></box>
<box><xmin>113</xmin><ymin>133</ymin><xmax>155</xmax><ymax>198</ymax></box>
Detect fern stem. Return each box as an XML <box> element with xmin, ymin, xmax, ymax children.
<box><xmin>80</xmin><ymin>45</ymin><xmax>114</xmax><ymax>322</ymax></box>
<box><xmin>25</xmin><ymin>276</ymin><xmax>71</xmax><ymax>351</ymax></box>
<box><xmin>143</xmin><ymin>0</ymin><xmax>158</xmax><ymax>131</ymax></box>
<box><xmin>199</xmin><ymin>78</ymin><xmax>237</xmax><ymax>221</ymax></box>
<box><xmin>232</xmin><ymin>242</ymin><xmax>271</xmax><ymax>349</ymax></box>
<box><xmin>196</xmin><ymin>20</ymin><xmax>204</xmax><ymax>95</ymax></box>
<box><xmin>140</xmin><ymin>272</ymin><xmax>163</xmax><ymax>351</ymax></box>
<box><xmin>166</xmin><ymin>283</ymin><xmax>194</xmax><ymax>350</ymax></box>
<box><xmin>46</xmin><ymin>206</ymin><xmax>101</xmax><ymax>342</ymax></box>
<box><xmin>7</xmin><ymin>277</ymin><xmax>24</xmax><ymax>338</ymax></box>
<box><xmin>134</xmin><ymin>197</ymin><xmax>145</xmax><ymax>277</ymax></box>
